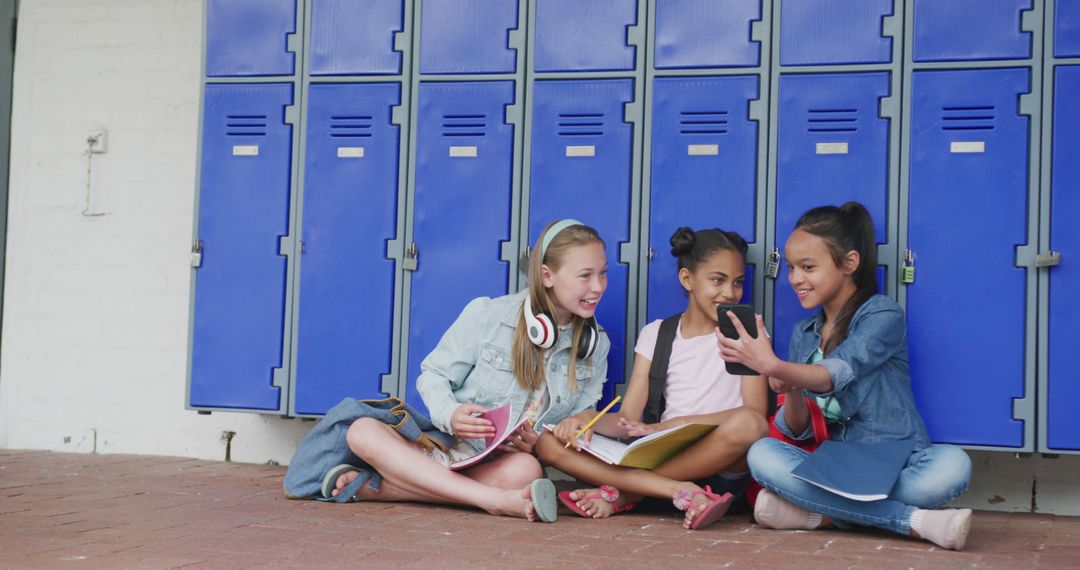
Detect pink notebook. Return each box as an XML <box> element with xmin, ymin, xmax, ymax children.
<box><xmin>449</xmin><ymin>403</ymin><xmax>528</xmax><ymax>471</ymax></box>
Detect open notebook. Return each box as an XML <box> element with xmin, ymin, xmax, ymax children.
<box><xmin>564</xmin><ymin>423</ymin><xmax>717</xmax><ymax>470</ymax></box>
<box><xmin>449</xmin><ymin>403</ymin><xmax>527</xmax><ymax>471</ymax></box>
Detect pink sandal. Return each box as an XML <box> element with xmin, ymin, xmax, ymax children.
<box><xmin>673</xmin><ymin>485</ymin><xmax>735</xmax><ymax>530</ymax></box>
<box><xmin>558</xmin><ymin>485</ymin><xmax>636</xmax><ymax>518</ymax></box>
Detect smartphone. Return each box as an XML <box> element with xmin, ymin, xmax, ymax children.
<box><xmin>716</xmin><ymin>304</ymin><xmax>760</xmax><ymax>376</ymax></box>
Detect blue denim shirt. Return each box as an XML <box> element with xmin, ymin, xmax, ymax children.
<box><xmin>774</xmin><ymin>294</ymin><xmax>931</xmax><ymax>450</ymax></box>
<box><xmin>417</xmin><ymin>289</ymin><xmax>610</xmax><ymax>436</ymax></box>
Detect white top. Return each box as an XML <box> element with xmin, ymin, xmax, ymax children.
<box><xmin>634</xmin><ymin>318</ymin><xmax>744</xmax><ymax>423</ymax></box>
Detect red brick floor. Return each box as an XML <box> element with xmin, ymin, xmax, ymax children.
<box><xmin>2</xmin><ymin>450</ymin><xmax>1078</xmax><ymax>569</ymax></box>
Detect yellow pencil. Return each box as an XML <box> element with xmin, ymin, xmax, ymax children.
<box><xmin>565</xmin><ymin>395</ymin><xmax>621</xmax><ymax>448</ymax></box>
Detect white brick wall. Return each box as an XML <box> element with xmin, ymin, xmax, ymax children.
<box><xmin>0</xmin><ymin>0</ymin><xmax>309</xmax><ymax>464</ymax></box>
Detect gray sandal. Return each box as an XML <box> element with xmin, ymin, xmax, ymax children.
<box><xmin>321</xmin><ymin>464</ymin><xmax>362</xmax><ymax>500</ymax></box>
<box><xmin>530</xmin><ymin>478</ymin><xmax>558</xmax><ymax>523</ymax></box>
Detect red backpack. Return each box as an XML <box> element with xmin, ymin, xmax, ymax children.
<box><xmin>745</xmin><ymin>392</ymin><xmax>830</xmax><ymax>507</ymax></box>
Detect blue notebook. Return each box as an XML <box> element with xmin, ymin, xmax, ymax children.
<box><xmin>791</xmin><ymin>439</ymin><xmax>917</xmax><ymax>502</ymax></box>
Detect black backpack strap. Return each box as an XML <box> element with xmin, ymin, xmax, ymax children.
<box><xmin>642</xmin><ymin>314</ymin><xmax>681</xmax><ymax>425</ymax></box>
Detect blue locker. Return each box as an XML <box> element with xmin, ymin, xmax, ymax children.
<box><xmin>206</xmin><ymin>0</ymin><xmax>296</xmax><ymax>77</ymax></box>
<box><xmin>1057</xmin><ymin>0</ymin><xmax>1080</xmax><ymax>57</ymax></box>
<box><xmin>773</xmin><ymin>73</ymin><xmax>890</xmax><ymax>361</ymax></box>
<box><xmin>529</xmin><ymin>79</ymin><xmax>634</xmax><ymax>394</ymax></box>
<box><xmin>420</xmin><ymin>0</ymin><xmax>518</xmax><ymax>74</ymax></box>
<box><xmin>648</xmin><ymin>76</ymin><xmax>759</xmax><ymax>321</ymax></box>
<box><xmin>907</xmin><ymin>69</ymin><xmax>1030</xmax><ymax>447</ymax></box>
<box><xmin>653</xmin><ymin>0</ymin><xmax>761</xmax><ymax>69</ymax></box>
<box><xmin>309</xmin><ymin>0</ymin><xmax>404</xmax><ymax>75</ymax></box>
<box><xmin>913</xmin><ymin>0</ymin><xmax>1032</xmax><ymax>62</ymax></box>
<box><xmin>293</xmin><ymin>84</ymin><xmax>402</xmax><ymax>416</ymax></box>
<box><xmin>190</xmin><ymin>84</ymin><xmax>294</xmax><ymax>410</ymax></box>
<box><xmin>1047</xmin><ymin>67</ymin><xmax>1080</xmax><ymax>451</ymax></box>
<box><xmin>534</xmin><ymin>0</ymin><xmax>637</xmax><ymax>72</ymax></box>
<box><xmin>405</xmin><ymin>82</ymin><xmax>517</xmax><ymax>414</ymax></box>
<box><xmin>779</xmin><ymin>0</ymin><xmax>893</xmax><ymax>66</ymax></box>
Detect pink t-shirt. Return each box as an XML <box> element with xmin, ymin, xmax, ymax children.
<box><xmin>635</xmin><ymin>319</ymin><xmax>744</xmax><ymax>423</ymax></box>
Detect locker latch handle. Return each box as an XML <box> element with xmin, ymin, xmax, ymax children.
<box><xmin>765</xmin><ymin>247</ymin><xmax>780</xmax><ymax>280</ymax></box>
<box><xmin>403</xmin><ymin>242</ymin><xmax>419</xmax><ymax>271</ymax></box>
<box><xmin>901</xmin><ymin>249</ymin><xmax>916</xmax><ymax>285</ymax></box>
<box><xmin>190</xmin><ymin>240</ymin><xmax>203</xmax><ymax>268</ymax></box>
<box><xmin>1035</xmin><ymin>251</ymin><xmax>1062</xmax><ymax>268</ymax></box>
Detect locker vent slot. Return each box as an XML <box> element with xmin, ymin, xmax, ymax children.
<box><xmin>807</xmin><ymin>108</ymin><xmax>858</xmax><ymax>133</ymax></box>
<box><xmin>558</xmin><ymin>113</ymin><xmax>604</xmax><ymax>137</ymax></box>
<box><xmin>941</xmin><ymin>106</ymin><xmax>996</xmax><ymax>131</ymax></box>
<box><xmin>679</xmin><ymin>110</ymin><xmax>728</xmax><ymax>135</ymax></box>
<box><xmin>442</xmin><ymin>114</ymin><xmax>487</xmax><ymax>138</ymax></box>
<box><xmin>330</xmin><ymin>115</ymin><xmax>373</xmax><ymax>138</ymax></box>
<box><xmin>225</xmin><ymin>114</ymin><xmax>267</xmax><ymax>137</ymax></box>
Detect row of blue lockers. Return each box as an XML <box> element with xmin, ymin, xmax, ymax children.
<box><xmin>206</xmin><ymin>0</ymin><xmax>1080</xmax><ymax>77</ymax></box>
<box><xmin>190</xmin><ymin>64</ymin><xmax>1078</xmax><ymax>452</ymax></box>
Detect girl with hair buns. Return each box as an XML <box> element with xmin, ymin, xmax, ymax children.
<box><xmin>326</xmin><ymin>220</ymin><xmax>611</xmax><ymax>523</ymax></box>
<box><xmin>536</xmin><ymin>227</ymin><xmax>769</xmax><ymax>530</ymax></box>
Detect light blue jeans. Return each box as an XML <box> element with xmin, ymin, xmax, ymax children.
<box><xmin>748</xmin><ymin>438</ymin><xmax>972</xmax><ymax>535</ymax></box>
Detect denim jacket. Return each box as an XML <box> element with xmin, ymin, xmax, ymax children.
<box><xmin>774</xmin><ymin>294</ymin><xmax>931</xmax><ymax>450</ymax></box>
<box><xmin>417</xmin><ymin>289</ymin><xmax>610</xmax><ymax>436</ymax></box>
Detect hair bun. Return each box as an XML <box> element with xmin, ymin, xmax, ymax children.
<box><xmin>669</xmin><ymin>227</ymin><xmax>696</xmax><ymax>257</ymax></box>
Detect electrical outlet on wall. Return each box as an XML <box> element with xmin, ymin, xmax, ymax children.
<box><xmin>86</xmin><ymin>129</ymin><xmax>107</xmax><ymax>154</ymax></box>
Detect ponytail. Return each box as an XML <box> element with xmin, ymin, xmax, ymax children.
<box><xmin>794</xmin><ymin>201</ymin><xmax>878</xmax><ymax>355</ymax></box>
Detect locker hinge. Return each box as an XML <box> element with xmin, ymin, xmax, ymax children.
<box><xmin>403</xmin><ymin>242</ymin><xmax>419</xmax><ymax>271</ymax></box>
<box><xmin>285</xmin><ymin>33</ymin><xmax>299</xmax><ymax>54</ymax></box>
<box><xmin>879</xmin><ymin>94</ymin><xmax>900</xmax><ymax>120</ymax></box>
<box><xmin>1018</xmin><ymin>92</ymin><xmax>1038</xmax><ymax>117</ymax></box>
<box><xmin>881</xmin><ymin>11</ymin><xmax>901</xmax><ymax>39</ymax></box>
<box><xmin>1015</xmin><ymin>243</ymin><xmax>1038</xmax><ymax>269</ymax></box>
<box><xmin>625</xmin><ymin>23</ymin><xmax>644</xmax><ymax>48</ymax></box>
<box><xmin>272</xmin><ymin>367</ymin><xmax>287</xmax><ymax>389</ymax></box>
<box><xmin>1020</xmin><ymin>8</ymin><xmax>1039</xmax><ymax>33</ymax></box>
<box><xmin>624</xmin><ymin>99</ymin><xmax>642</xmax><ymax>125</ymax></box>
<box><xmin>284</xmin><ymin>105</ymin><xmax>299</xmax><ymax>125</ymax></box>
<box><xmin>391</xmin><ymin>105</ymin><xmax>406</xmax><ymax>126</ymax></box>
<box><xmin>504</xmin><ymin>102</ymin><xmax>521</xmax><ymax>127</ymax></box>
<box><xmin>1035</xmin><ymin>251</ymin><xmax>1062</xmax><ymax>268</ymax></box>
<box><xmin>619</xmin><ymin>242</ymin><xmax>635</xmax><ymax>265</ymax></box>
<box><xmin>748</xmin><ymin>98</ymin><xmax>767</xmax><ymax>123</ymax></box>
<box><xmin>646</xmin><ymin>247</ymin><xmax>654</xmax><ymax>261</ymax></box>
<box><xmin>901</xmin><ymin>249</ymin><xmax>916</xmax><ymax>285</ymax></box>
<box><xmin>507</xmin><ymin>27</ymin><xmax>525</xmax><ymax>52</ymax></box>
<box><xmin>190</xmin><ymin>240</ymin><xmax>203</xmax><ymax>268</ymax></box>
<box><xmin>499</xmin><ymin>240</ymin><xmax>516</xmax><ymax>263</ymax></box>
<box><xmin>393</xmin><ymin>30</ymin><xmax>408</xmax><ymax>53</ymax></box>
<box><xmin>379</xmin><ymin>372</ymin><xmax>397</xmax><ymax>397</ymax></box>
<box><xmin>749</xmin><ymin>18</ymin><xmax>766</xmax><ymax>44</ymax></box>
<box><xmin>298</xmin><ymin>240</ymin><xmax>305</xmax><ymax>254</ymax></box>
<box><xmin>765</xmin><ymin>247</ymin><xmax>780</xmax><ymax>279</ymax></box>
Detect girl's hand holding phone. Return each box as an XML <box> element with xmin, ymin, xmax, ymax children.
<box><xmin>451</xmin><ymin>403</ymin><xmax>496</xmax><ymax>440</ymax></box>
<box><xmin>716</xmin><ymin>312</ymin><xmax>780</xmax><ymax>376</ymax></box>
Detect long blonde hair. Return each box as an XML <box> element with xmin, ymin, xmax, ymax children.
<box><xmin>511</xmin><ymin>221</ymin><xmax>604</xmax><ymax>392</ymax></box>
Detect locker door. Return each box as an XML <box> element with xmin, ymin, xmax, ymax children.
<box><xmin>779</xmin><ymin>0</ymin><xmax>893</xmax><ymax>66</ymax></box>
<box><xmin>908</xmin><ymin>69</ymin><xmax>1030</xmax><ymax>447</ymax></box>
<box><xmin>293</xmin><ymin>84</ymin><xmax>401</xmax><ymax>416</ymax></box>
<box><xmin>529</xmin><ymin>79</ymin><xmax>634</xmax><ymax>389</ymax></box>
<box><xmin>1047</xmin><ymin>66</ymin><xmax>1080</xmax><ymax>451</ymax></box>
<box><xmin>419</xmin><ymin>0</ymin><xmax>519</xmax><ymax>74</ymax></box>
<box><xmin>1057</xmin><ymin>0</ymin><xmax>1080</xmax><ymax>57</ymax></box>
<box><xmin>405</xmin><ymin>82</ymin><xmax>517</xmax><ymax>414</ymax></box>
<box><xmin>534</xmin><ymin>0</ymin><xmax>637</xmax><ymax>72</ymax></box>
<box><xmin>190</xmin><ymin>84</ymin><xmax>294</xmax><ymax>410</ymax></box>
<box><xmin>773</xmin><ymin>73</ymin><xmax>890</xmax><ymax>361</ymax></box>
<box><xmin>648</xmin><ymin>76</ymin><xmax>759</xmax><ymax>321</ymax></box>
<box><xmin>206</xmin><ymin>0</ymin><xmax>296</xmax><ymax>77</ymax></box>
<box><xmin>654</xmin><ymin>0</ymin><xmax>761</xmax><ymax>69</ymax></box>
<box><xmin>913</xmin><ymin>0</ymin><xmax>1032</xmax><ymax>62</ymax></box>
<box><xmin>308</xmin><ymin>0</ymin><xmax>404</xmax><ymax>75</ymax></box>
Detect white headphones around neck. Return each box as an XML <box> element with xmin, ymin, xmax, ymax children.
<box><xmin>523</xmin><ymin>219</ymin><xmax>599</xmax><ymax>359</ymax></box>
